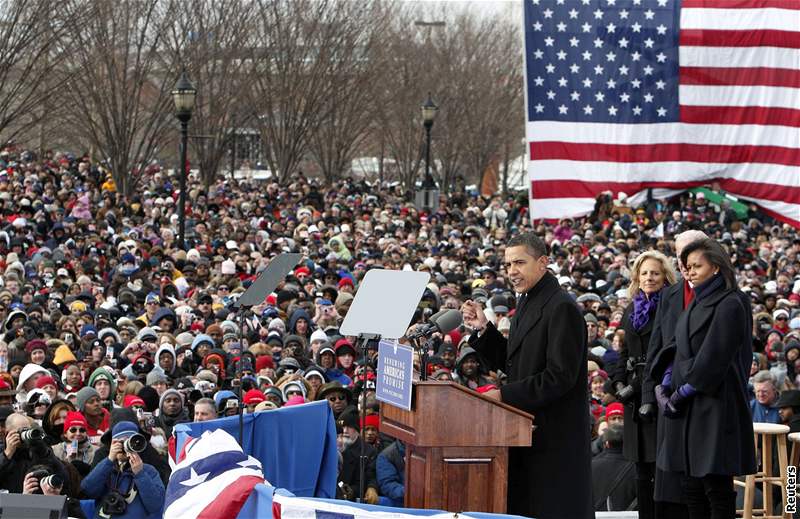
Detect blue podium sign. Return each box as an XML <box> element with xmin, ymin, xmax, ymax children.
<box><xmin>376</xmin><ymin>339</ymin><xmax>414</xmax><ymax>411</ymax></box>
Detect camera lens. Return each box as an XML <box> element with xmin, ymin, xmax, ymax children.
<box><xmin>20</xmin><ymin>428</ymin><xmax>45</xmax><ymax>443</ymax></box>
<box><xmin>124</xmin><ymin>433</ymin><xmax>147</xmax><ymax>453</ymax></box>
<box><xmin>41</xmin><ymin>474</ymin><xmax>63</xmax><ymax>489</ymax></box>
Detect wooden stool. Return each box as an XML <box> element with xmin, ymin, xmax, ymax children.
<box><xmin>788</xmin><ymin>432</ymin><xmax>800</xmax><ymax>468</ymax></box>
<box><xmin>735</xmin><ymin>422</ymin><xmax>791</xmax><ymax>519</ymax></box>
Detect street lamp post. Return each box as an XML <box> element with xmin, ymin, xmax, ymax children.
<box><xmin>171</xmin><ymin>71</ymin><xmax>196</xmax><ymax>250</ymax></box>
<box><xmin>416</xmin><ymin>93</ymin><xmax>439</xmax><ymax>212</ymax></box>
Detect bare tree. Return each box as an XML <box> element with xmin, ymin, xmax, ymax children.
<box><xmin>370</xmin><ymin>7</ymin><xmax>432</xmax><ymax>191</ymax></box>
<box><xmin>0</xmin><ymin>0</ymin><xmax>80</xmax><ymax>147</ymax></box>
<box><xmin>59</xmin><ymin>0</ymin><xmax>178</xmax><ymax>197</ymax></box>
<box><xmin>305</xmin><ymin>2</ymin><xmax>393</xmax><ymax>184</ymax></box>
<box><xmin>249</xmin><ymin>0</ymin><xmax>384</xmax><ymax>184</ymax></box>
<box><xmin>370</xmin><ymin>5</ymin><xmax>523</xmax><ymax>193</ymax></box>
<box><xmin>165</xmin><ymin>0</ymin><xmax>256</xmax><ymax>189</ymax></box>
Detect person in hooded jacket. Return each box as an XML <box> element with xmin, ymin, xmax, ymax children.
<box><xmin>453</xmin><ymin>346</ymin><xmax>493</xmax><ymax>390</ymax></box>
<box><xmin>155</xmin><ymin>389</ymin><xmax>189</xmax><ymax>438</ymax></box>
<box><xmin>16</xmin><ymin>363</ymin><xmax>49</xmax><ymax>404</ymax></box>
<box><xmin>288</xmin><ymin>307</ymin><xmax>315</xmax><ymax>340</ymax></box>
<box><xmin>87</xmin><ymin>367</ymin><xmax>116</xmax><ymax>411</ymax></box>
<box><xmin>41</xmin><ymin>398</ymin><xmax>77</xmax><ymax>446</ymax></box>
<box><xmin>155</xmin><ymin>343</ymin><xmax>185</xmax><ymax>381</ymax></box>
<box><xmin>317</xmin><ymin>344</ymin><xmax>351</xmax><ymax>386</ymax></box>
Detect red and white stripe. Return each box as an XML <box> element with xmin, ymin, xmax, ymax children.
<box><xmin>527</xmin><ymin>0</ymin><xmax>800</xmax><ymax>226</ymax></box>
<box><xmin>164</xmin><ymin>429</ymin><xmax>265</xmax><ymax>519</ymax></box>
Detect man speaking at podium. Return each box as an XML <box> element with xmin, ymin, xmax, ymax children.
<box><xmin>462</xmin><ymin>232</ymin><xmax>592</xmax><ymax>519</ymax></box>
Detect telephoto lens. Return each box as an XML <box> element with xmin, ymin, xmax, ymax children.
<box><xmin>19</xmin><ymin>428</ymin><xmax>46</xmax><ymax>443</ymax></box>
<box><xmin>124</xmin><ymin>433</ymin><xmax>147</xmax><ymax>453</ymax></box>
<box><xmin>41</xmin><ymin>474</ymin><xmax>64</xmax><ymax>489</ymax></box>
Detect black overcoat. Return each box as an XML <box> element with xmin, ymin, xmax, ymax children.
<box><xmin>652</xmin><ymin>286</ymin><xmax>757</xmax><ymax>477</ymax></box>
<box><xmin>471</xmin><ymin>273</ymin><xmax>593</xmax><ymax>519</ymax></box>
<box><xmin>644</xmin><ymin>280</ymin><xmax>688</xmax><ymax>503</ymax></box>
<box><xmin>613</xmin><ymin>303</ymin><xmax>658</xmax><ymax>463</ymax></box>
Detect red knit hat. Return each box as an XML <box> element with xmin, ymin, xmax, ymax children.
<box><xmin>337</xmin><ymin>277</ymin><xmax>354</xmax><ymax>288</ymax></box>
<box><xmin>606</xmin><ymin>402</ymin><xmax>624</xmax><ymax>419</ymax></box>
<box><xmin>360</xmin><ymin>414</ymin><xmax>380</xmax><ymax>430</ymax></box>
<box><xmin>25</xmin><ymin>339</ymin><xmax>47</xmax><ymax>354</ymax></box>
<box><xmin>123</xmin><ymin>394</ymin><xmax>146</xmax><ymax>408</ymax></box>
<box><xmin>243</xmin><ymin>389</ymin><xmax>266</xmax><ymax>405</ymax></box>
<box><xmin>35</xmin><ymin>375</ymin><xmax>57</xmax><ymax>390</ymax></box>
<box><xmin>63</xmin><ymin>411</ymin><xmax>88</xmax><ymax>433</ymax></box>
<box><xmin>255</xmin><ymin>355</ymin><xmax>274</xmax><ymax>372</ymax></box>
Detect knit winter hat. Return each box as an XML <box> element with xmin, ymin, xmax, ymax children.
<box><xmin>63</xmin><ymin>411</ymin><xmax>88</xmax><ymax>433</ymax></box>
<box><xmin>123</xmin><ymin>395</ymin><xmax>145</xmax><ymax>408</ymax></box>
<box><xmin>53</xmin><ymin>345</ymin><xmax>77</xmax><ymax>366</ymax></box>
<box><xmin>111</xmin><ymin>421</ymin><xmax>139</xmax><ymax>440</ymax></box>
<box><xmin>88</xmin><ymin>367</ymin><xmax>116</xmax><ymax>395</ymax></box>
<box><xmin>75</xmin><ymin>386</ymin><xmax>99</xmax><ymax>412</ymax></box>
<box><xmin>35</xmin><ymin>375</ymin><xmax>57</xmax><ymax>390</ymax></box>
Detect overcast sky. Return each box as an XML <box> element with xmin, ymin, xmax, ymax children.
<box><xmin>402</xmin><ymin>0</ymin><xmax>522</xmax><ymax>21</ymax></box>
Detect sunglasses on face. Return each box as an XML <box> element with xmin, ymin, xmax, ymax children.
<box><xmin>287</xmin><ymin>390</ymin><xmax>303</xmax><ymax>396</ymax></box>
<box><xmin>328</xmin><ymin>395</ymin><xmax>347</xmax><ymax>402</ymax></box>
<box><xmin>68</xmin><ymin>427</ymin><xmax>86</xmax><ymax>433</ymax></box>
<box><xmin>777</xmin><ymin>317</ymin><xmax>788</xmax><ymax>321</ymax></box>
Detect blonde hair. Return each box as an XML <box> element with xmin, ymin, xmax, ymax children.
<box><xmin>628</xmin><ymin>250</ymin><xmax>677</xmax><ymax>298</ymax></box>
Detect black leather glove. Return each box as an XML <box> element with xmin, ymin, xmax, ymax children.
<box><xmin>615</xmin><ymin>382</ymin><xmax>635</xmax><ymax>403</ymax></box>
<box><xmin>638</xmin><ymin>403</ymin><xmax>657</xmax><ymax>423</ymax></box>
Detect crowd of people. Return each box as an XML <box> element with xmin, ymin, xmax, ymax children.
<box><xmin>0</xmin><ymin>148</ymin><xmax>798</xmax><ymax>518</ymax></box>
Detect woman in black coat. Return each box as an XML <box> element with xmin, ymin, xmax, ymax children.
<box><xmin>611</xmin><ymin>250</ymin><xmax>676</xmax><ymax>519</ymax></box>
<box><xmin>651</xmin><ymin>238</ymin><xmax>756</xmax><ymax>519</ymax></box>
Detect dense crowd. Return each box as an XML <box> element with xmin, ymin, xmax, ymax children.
<box><xmin>0</xmin><ymin>149</ymin><xmax>797</xmax><ymax>517</ymax></box>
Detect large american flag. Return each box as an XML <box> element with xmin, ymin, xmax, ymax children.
<box><xmin>524</xmin><ymin>0</ymin><xmax>800</xmax><ymax>226</ymax></box>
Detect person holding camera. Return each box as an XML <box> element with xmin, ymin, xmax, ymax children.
<box><xmin>0</xmin><ymin>413</ymin><xmax>82</xmax><ymax>501</ymax></box>
<box><xmin>81</xmin><ymin>420</ymin><xmax>165</xmax><ymax>519</ymax></box>
<box><xmin>23</xmin><ymin>464</ymin><xmax>86</xmax><ymax>518</ymax></box>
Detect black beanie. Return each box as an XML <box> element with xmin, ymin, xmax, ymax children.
<box><xmin>138</xmin><ymin>386</ymin><xmax>160</xmax><ymax>413</ymax></box>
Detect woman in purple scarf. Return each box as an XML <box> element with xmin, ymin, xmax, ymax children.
<box><xmin>609</xmin><ymin>250</ymin><xmax>676</xmax><ymax>519</ymax></box>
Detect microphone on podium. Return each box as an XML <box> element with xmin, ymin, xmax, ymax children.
<box><xmin>407</xmin><ymin>309</ymin><xmax>463</xmax><ymax>339</ymax></box>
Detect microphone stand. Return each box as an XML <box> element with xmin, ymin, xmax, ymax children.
<box><xmin>236</xmin><ymin>304</ymin><xmax>247</xmax><ymax>447</ymax></box>
<box><xmin>356</xmin><ymin>333</ymin><xmax>379</xmax><ymax>503</ymax></box>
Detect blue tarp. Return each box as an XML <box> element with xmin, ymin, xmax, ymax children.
<box><xmin>174</xmin><ymin>400</ymin><xmax>338</xmax><ymax>498</ymax></box>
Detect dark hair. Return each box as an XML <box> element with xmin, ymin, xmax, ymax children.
<box><xmin>679</xmin><ymin>238</ymin><xmax>736</xmax><ymax>289</ymax></box>
<box><xmin>507</xmin><ymin>232</ymin><xmax>548</xmax><ymax>259</ymax></box>
<box><xmin>602</xmin><ymin>424</ymin><xmax>624</xmax><ymax>448</ymax></box>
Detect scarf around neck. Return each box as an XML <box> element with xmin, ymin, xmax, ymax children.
<box><xmin>630</xmin><ymin>289</ymin><xmax>662</xmax><ymax>331</ymax></box>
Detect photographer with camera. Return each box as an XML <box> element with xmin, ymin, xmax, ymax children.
<box><xmin>0</xmin><ymin>413</ymin><xmax>81</xmax><ymax>499</ymax></box>
<box><xmin>22</xmin><ymin>464</ymin><xmax>86</xmax><ymax>518</ymax></box>
<box><xmin>81</xmin><ymin>420</ymin><xmax>165</xmax><ymax>519</ymax></box>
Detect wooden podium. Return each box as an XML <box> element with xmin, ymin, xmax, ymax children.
<box><xmin>380</xmin><ymin>381</ymin><xmax>533</xmax><ymax>514</ymax></box>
